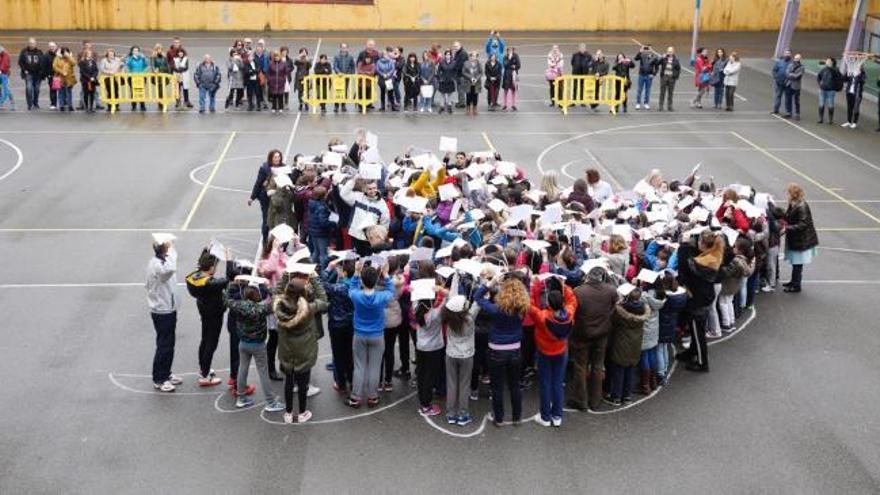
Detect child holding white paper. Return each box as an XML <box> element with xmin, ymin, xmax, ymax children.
<box><xmin>717</xmin><ymin>237</ymin><xmax>754</xmax><ymax>331</ymax></box>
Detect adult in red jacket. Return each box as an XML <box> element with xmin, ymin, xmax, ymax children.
<box><xmin>528</xmin><ymin>278</ymin><xmax>577</xmax><ymax>426</ymax></box>
<box><xmin>691</xmin><ymin>48</ymin><xmax>712</xmax><ymax>109</ymax></box>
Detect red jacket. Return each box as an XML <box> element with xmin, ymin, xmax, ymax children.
<box><xmin>0</xmin><ymin>50</ymin><xmax>10</xmax><ymax>75</ymax></box>
<box><xmin>529</xmin><ymin>283</ymin><xmax>577</xmax><ymax>356</ymax></box>
<box><xmin>715</xmin><ymin>204</ymin><xmax>750</xmax><ymax>233</ymax></box>
<box><xmin>694</xmin><ymin>55</ymin><xmax>712</xmax><ymax>88</ymax></box>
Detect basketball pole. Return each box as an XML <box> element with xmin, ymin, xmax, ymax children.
<box><xmin>844</xmin><ymin>0</ymin><xmax>868</xmax><ymax>54</ymax></box>
<box><xmin>774</xmin><ymin>0</ymin><xmax>800</xmax><ymax>59</ymax></box>
<box><xmin>689</xmin><ymin>0</ymin><xmax>701</xmax><ymax>66</ymax></box>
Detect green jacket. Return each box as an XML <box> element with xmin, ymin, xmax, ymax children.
<box><xmin>607</xmin><ymin>302</ymin><xmax>650</xmax><ymax>367</ymax></box>
<box><xmin>274</xmin><ymin>276</ymin><xmax>328</xmax><ymax>373</ymax></box>
<box><xmin>224</xmin><ymin>284</ymin><xmax>272</xmax><ymax>344</ymax></box>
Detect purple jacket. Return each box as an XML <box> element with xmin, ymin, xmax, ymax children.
<box><xmin>267</xmin><ymin>60</ymin><xmax>289</xmax><ymax>95</ymax></box>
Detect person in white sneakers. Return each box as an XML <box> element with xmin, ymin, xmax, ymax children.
<box><xmin>145</xmin><ymin>234</ymin><xmax>183</xmax><ymax>392</ymax></box>
<box><xmin>185</xmin><ymin>247</ymin><xmax>232</xmax><ymax>388</ymax></box>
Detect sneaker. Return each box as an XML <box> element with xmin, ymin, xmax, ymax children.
<box><xmin>841</xmin><ymin>122</ymin><xmax>851</xmax><ymax>128</ymax></box>
<box><xmin>721</xmin><ymin>325</ymin><xmax>736</xmax><ymax>334</ymax></box>
<box><xmin>603</xmin><ymin>395</ymin><xmax>621</xmax><ymax>407</ymax></box>
<box><xmin>297</xmin><ymin>410</ymin><xmax>313</xmax><ymax>423</ymax></box>
<box><xmin>153</xmin><ymin>381</ymin><xmax>176</xmax><ymax>392</ymax></box>
<box><xmin>393</xmin><ymin>369</ymin><xmax>411</xmax><ymax>380</ymax></box>
<box><xmin>283</xmin><ymin>412</ymin><xmax>294</xmax><ymax>424</ymax></box>
<box><xmin>446</xmin><ymin>415</ymin><xmax>458</xmax><ymax>425</ymax></box>
<box><xmin>706</xmin><ymin>331</ymin><xmax>723</xmax><ymax>339</ymax></box>
<box><xmin>345</xmin><ymin>397</ymin><xmax>362</xmax><ymax>409</ymax></box>
<box><xmin>367</xmin><ymin>397</ymin><xmax>380</xmax><ymax>407</ymax></box>
<box><xmin>851</xmin><ymin>123</ymin><xmax>858</xmax><ymax>129</ymax></box>
<box><xmin>550</xmin><ymin>417</ymin><xmax>562</xmax><ymax>427</ymax></box>
<box><xmin>480</xmin><ymin>375</ymin><xmax>490</xmax><ymax>385</ymax></box>
<box><xmin>760</xmin><ymin>284</ymin><xmax>774</xmax><ymax>293</ymax></box>
<box><xmin>382</xmin><ymin>382</ymin><xmax>393</xmax><ymax>392</ymax></box>
<box><xmin>168</xmin><ymin>374</ymin><xmax>183</xmax><ymax>385</ymax></box>
<box><xmin>644</xmin><ymin>104</ymin><xmax>650</xmax><ymax>110</ymax></box>
<box><xmin>235</xmin><ymin>397</ymin><xmax>255</xmax><ymax>408</ymax></box>
<box><xmin>457</xmin><ymin>414</ymin><xmax>473</xmax><ymax>426</ymax></box>
<box><xmin>469</xmin><ymin>390</ymin><xmax>479</xmax><ymax>401</ymax></box>
<box><xmin>635</xmin><ymin>103</ymin><xmax>641</xmax><ymax>110</ymax></box>
<box><xmin>198</xmin><ymin>375</ymin><xmax>222</xmax><ymax>387</ymax></box>
<box><xmin>263</xmin><ymin>399</ymin><xmax>285</xmax><ymax>413</ymax></box>
<box><xmin>307</xmin><ymin>385</ymin><xmax>321</xmax><ymax>397</ymax></box>
<box><xmin>227</xmin><ymin>377</ymin><xmax>236</xmax><ymax>386</ymax></box>
<box><xmin>419</xmin><ymin>404</ymin><xmax>441</xmax><ymax>416</ymax></box>
<box><xmin>49</xmin><ymin>105</ymin><xmax>57</xmax><ymax>110</ymax></box>
<box><xmin>534</xmin><ymin>414</ymin><xmax>552</xmax><ymax>427</ymax></box>
<box><xmin>234</xmin><ymin>383</ymin><xmax>256</xmax><ymax>397</ymax></box>
<box><xmin>622</xmin><ymin>396</ymin><xmax>633</xmax><ymax>404</ymax></box>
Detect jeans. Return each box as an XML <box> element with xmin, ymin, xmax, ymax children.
<box><xmin>639</xmin><ymin>348</ymin><xmax>658</xmax><ymax>371</ymax></box>
<box><xmin>237</xmin><ymin>341</ymin><xmax>275</xmax><ymax>401</ymax></box>
<box><xmin>198</xmin><ymin>86</ymin><xmax>217</xmax><ymax>111</ymax></box>
<box><xmin>488</xmin><ymin>348</ymin><xmax>522</xmax><ymax>423</ymax></box>
<box><xmin>151</xmin><ymin>312</ymin><xmax>177</xmax><ymax>384</ymax></box>
<box><xmin>416</xmin><ymin>348</ymin><xmax>444</xmax><ymax>407</ymax></box>
<box><xmin>658</xmin><ymin>77</ymin><xmax>676</xmax><ymax>109</ymax></box>
<box><xmin>636</xmin><ymin>74</ymin><xmax>653</xmax><ymax>105</ymax></box>
<box><xmin>446</xmin><ymin>355</ymin><xmax>473</xmax><ymax>416</ymax></box>
<box><xmin>713</xmin><ymin>82</ymin><xmax>724</xmax><ymax>107</ymax></box>
<box><xmin>58</xmin><ymin>86</ymin><xmax>72</xmax><ymax>109</ymax></box>
<box><xmin>567</xmin><ymin>336</ymin><xmax>607</xmax><ymax>410</ymax></box>
<box><xmin>607</xmin><ymin>362</ymin><xmax>636</xmax><ymax>400</ymax></box>
<box><xmin>536</xmin><ymin>352</ymin><xmax>566</xmax><ymax>421</ymax></box>
<box><xmin>24</xmin><ymin>73</ymin><xmax>41</xmax><ymax>108</ymax></box>
<box><xmin>284</xmin><ymin>369</ymin><xmax>311</xmax><ymax>414</ymax></box>
<box><xmin>309</xmin><ymin>235</ymin><xmax>331</xmax><ymax>271</ymax></box>
<box><xmin>785</xmin><ymin>87</ymin><xmax>801</xmax><ymax>116</ymax></box>
<box><xmin>819</xmin><ymin>90</ymin><xmax>836</xmax><ymax>109</ymax></box>
<box><xmin>656</xmin><ymin>343</ymin><xmax>671</xmax><ymax>378</ymax></box>
<box><xmin>329</xmin><ymin>323</ymin><xmax>354</xmax><ymax>388</ymax></box>
<box><xmin>773</xmin><ymin>81</ymin><xmax>786</xmax><ymax>113</ymax></box>
<box><xmin>352</xmin><ymin>334</ymin><xmax>384</xmax><ymax>401</ymax></box>
<box><xmin>765</xmin><ymin>246</ymin><xmax>780</xmax><ymax>287</ymax></box>
<box><xmin>197</xmin><ymin>310</ymin><xmax>224</xmax><ymax>376</ymax></box>
<box><xmin>0</xmin><ymin>74</ymin><xmax>11</xmax><ymax>108</ymax></box>
<box><xmin>418</xmin><ymin>95</ymin><xmax>433</xmax><ymax>111</ymax></box>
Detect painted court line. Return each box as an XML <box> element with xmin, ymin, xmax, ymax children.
<box><xmin>482</xmin><ymin>132</ymin><xmax>496</xmax><ymax>152</ymax></box>
<box><xmin>772</xmin><ymin>114</ymin><xmax>880</xmax><ymax>174</ymax></box>
<box><xmin>0</xmin><ymin>138</ymin><xmax>25</xmax><ymax>183</ymax></box>
<box><xmin>818</xmin><ymin>246</ymin><xmax>880</xmax><ymax>255</ymax></box>
<box><xmin>180</xmin><ymin>131</ymin><xmax>237</xmax><ymax>230</ymax></box>
<box><xmin>730</xmin><ymin>131</ymin><xmax>880</xmax><ymax>226</ymax></box>
<box><xmin>583</xmin><ymin>147</ymin><xmax>623</xmax><ymax>190</ymax></box>
<box><xmin>260</xmin><ymin>392</ymin><xmax>417</xmax><ymax>426</ymax></box>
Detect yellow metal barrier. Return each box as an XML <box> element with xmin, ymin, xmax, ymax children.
<box><xmin>303</xmin><ymin>74</ymin><xmax>377</xmax><ymax>114</ymax></box>
<box><xmin>99</xmin><ymin>73</ymin><xmax>179</xmax><ymax>113</ymax></box>
<box><xmin>552</xmin><ymin>75</ymin><xmax>627</xmax><ymax>115</ymax></box>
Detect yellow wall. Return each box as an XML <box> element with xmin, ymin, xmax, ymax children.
<box><xmin>0</xmin><ymin>0</ymin><xmax>859</xmax><ymax>31</ymax></box>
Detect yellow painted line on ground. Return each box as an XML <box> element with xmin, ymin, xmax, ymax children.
<box><xmin>181</xmin><ymin>132</ymin><xmax>237</xmax><ymax>231</ymax></box>
<box><xmin>730</xmin><ymin>132</ymin><xmax>880</xmax><ymax>227</ymax></box>
<box><xmin>481</xmin><ymin>132</ymin><xmax>496</xmax><ymax>152</ymax></box>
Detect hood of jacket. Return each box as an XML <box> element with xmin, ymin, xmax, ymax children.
<box><xmin>274</xmin><ymin>295</ymin><xmax>311</xmax><ymax>330</ymax></box>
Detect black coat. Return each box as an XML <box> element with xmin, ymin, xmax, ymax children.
<box><xmin>657</xmin><ymin>55</ymin><xmax>682</xmax><ymax>80</ymax></box>
<box><xmin>571</xmin><ymin>51</ymin><xmax>593</xmax><ymax>75</ymax></box>
<box><xmin>484</xmin><ymin>61</ymin><xmax>501</xmax><ymax>88</ymax></box>
<box><xmin>438</xmin><ymin>59</ymin><xmax>457</xmax><ymax>94</ymax></box>
<box><xmin>677</xmin><ymin>243</ymin><xmax>719</xmax><ymax>311</ymax></box>
<box><xmin>502</xmin><ymin>54</ymin><xmax>521</xmax><ymax>90</ymax></box>
<box><xmin>784</xmin><ymin>201</ymin><xmax>819</xmax><ymax>252</ymax></box>
<box><xmin>452</xmin><ymin>48</ymin><xmax>468</xmax><ymax>77</ymax></box>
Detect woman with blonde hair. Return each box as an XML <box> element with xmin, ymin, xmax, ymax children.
<box><xmin>473</xmin><ymin>275</ymin><xmax>530</xmax><ymax>426</ymax></box>
<box><xmin>782</xmin><ymin>183</ymin><xmax>818</xmax><ymax>293</ymax></box>
<box><xmin>540</xmin><ymin>171</ymin><xmax>561</xmax><ymax>207</ymax></box>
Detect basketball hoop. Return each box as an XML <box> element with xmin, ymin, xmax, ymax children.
<box><xmin>842</xmin><ymin>51</ymin><xmax>875</xmax><ymax>75</ymax></box>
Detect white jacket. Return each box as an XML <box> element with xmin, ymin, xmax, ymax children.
<box><xmin>340</xmin><ymin>179</ymin><xmax>390</xmax><ymax>241</ymax></box>
<box><xmin>723</xmin><ymin>61</ymin><xmax>741</xmax><ymax>87</ymax></box>
<box><xmin>145</xmin><ymin>249</ymin><xmax>178</xmax><ymax>314</ymax></box>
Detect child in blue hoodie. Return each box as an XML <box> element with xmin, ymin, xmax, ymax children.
<box><xmin>346</xmin><ymin>263</ymin><xmax>395</xmax><ymax>408</ymax></box>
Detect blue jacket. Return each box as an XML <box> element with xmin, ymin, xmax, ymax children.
<box><xmin>321</xmin><ymin>268</ymin><xmax>355</xmax><ymax>328</ymax></box>
<box><xmin>420</xmin><ymin>215</ymin><xmax>460</xmax><ymax>245</ymax></box>
<box><xmin>333</xmin><ymin>52</ymin><xmax>355</xmax><ymax>74</ymax></box>
<box><xmin>644</xmin><ymin>241</ymin><xmax>679</xmax><ymax>271</ymax></box>
<box><xmin>255</xmin><ymin>52</ymin><xmax>269</xmax><ymax>73</ymax></box>
<box><xmin>347</xmin><ymin>275</ymin><xmax>395</xmax><ymax>336</ymax></box>
<box><xmin>125</xmin><ymin>55</ymin><xmax>148</xmax><ymax>73</ymax></box>
<box><xmin>419</xmin><ymin>61</ymin><xmax>436</xmax><ymax>84</ymax></box>
<box><xmin>658</xmin><ymin>290</ymin><xmax>687</xmax><ymax>344</ymax></box>
<box><xmin>376</xmin><ymin>57</ymin><xmax>396</xmax><ymax>79</ymax></box>
<box><xmin>485</xmin><ymin>36</ymin><xmax>506</xmax><ymax>64</ymax></box>
<box><xmin>474</xmin><ymin>285</ymin><xmax>524</xmax><ymax>347</ymax></box>
<box><xmin>772</xmin><ymin>58</ymin><xmax>791</xmax><ymax>84</ymax></box>
<box><xmin>308</xmin><ymin>199</ymin><xmax>334</xmax><ymax>237</ymax></box>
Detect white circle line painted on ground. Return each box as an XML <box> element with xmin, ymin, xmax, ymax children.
<box><xmin>559</xmin><ymin>158</ymin><xmax>585</xmax><ymax>180</ymax></box>
<box><xmin>535</xmin><ymin>118</ymin><xmax>779</xmax><ymax>177</ymax></box>
<box><xmin>259</xmin><ymin>391</ymin><xmax>417</xmax><ymax>426</ymax></box>
<box><xmin>214</xmin><ymin>393</ymin><xmax>267</xmax><ymax>414</ymax></box>
<box><xmin>0</xmin><ymin>138</ymin><xmax>24</xmax><ymax>182</ymax></box>
<box><xmin>188</xmin><ymin>154</ymin><xmax>263</xmax><ymax>194</ymax></box>
<box><xmin>107</xmin><ymin>372</ymin><xmax>223</xmax><ymax>396</ymax></box>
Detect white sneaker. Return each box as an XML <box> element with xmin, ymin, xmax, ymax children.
<box><xmin>283</xmin><ymin>412</ymin><xmax>294</xmax><ymax>424</ymax></box>
<box><xmin>263</xmin><ymin>399</ymin><xmax>285</xmax><ymax>413</ymax></box>
<box><xmin>168</xmin><ymin>374</ymin><xmax>183</xmax><ymax>385</ymax></box>
<box><xmin>635</xmin><ymin>103</ymin><xmax>641</xmax><ymax>110</ymax></box>
<box><xmin>428</xmin><ymin>108</ymin><xmax>433</xmax><ymax>113</ymax></box>
<box><xmin>551</xmin><ymin>417</ymin><xmax>562</xmax><ymax>427</ymax></box>
<box><xmin>153</xmin><ymin>381</ymin><xmax>176</xmax><ymax>392</ymax></box>
<box><xmin>533</xmin><ymin>414</ymin><xmax>551</xmax><ymax>427</ymax></box>
<box><xmin>851</xmin><ymin>123</ymin><xmax>858</xmax><ymax>129</ymax></box>
<box><xmin>307</xmin><ymin>384</ymin><xmax>321</xmax><ymax>397</ymax></box>
<box><xmin>841</xmin><ymin>122</ymin><xmax>851</xmax><ymax>128</ymax></box>
<box><xmin>644</xmin><ymin>104</ymin><xmax>650</xmax><ymax>110</ymax></box>
<box><xmin>297</xmin><ymin>410</ymin><xmax>313</xmax><ymax>423</ymax></box>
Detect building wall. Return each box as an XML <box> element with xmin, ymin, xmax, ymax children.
<box><xmin>0</xmin><ymin>0</ymin><xmax>859</xmax><ymax>31</ymax></box>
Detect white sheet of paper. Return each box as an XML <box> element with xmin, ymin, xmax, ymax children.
<box><xmin>411</xmin><ymin>153</ymin><xmax>433</xmax><ymax>170</ymax></box>
<box><xmin>409</xmin><ymin>247</ymin><xmax>434</xmax><ymax>262</ymax></box>
<box><xmin>269</xmin><ymin>224</ymin><xmax>295</xmax><ymax>244</ymax></box>
<box><xmin>453</xmin><ymin>258</ymin><xmax>484</xmax><ymax>278</ymax></box>
<box><xmin>331</xmin><ymin>144</ymin><xmax>348</xmax><ymax>153</ymax></box>
<box><xmin>438</xmin><ymin>183</ymin><xmax>461</xmax><ymax>201</ymax></box>
<box><xmin>524</xmin><ymin>189</ymin><xmax>545</xmax><ymax>204</ymax></box>
<box><xmin>753</xmin><ymin>193</ymin><xmax>771</xmax><ymax>211</ymax></box>
<box><xmin>410</xmin><ymin>279</ymin><xmax>436</xmax><ymax>301</ymax></box>
<box><xmin>285</xmin><ymin>262</ymin><xmax>317</xmax><ymax>274</ymax></box>
<box><xmin>271</xmin><ymin>166</ymin><xmax>293</xmax><ymax>176</ymax></box>
<box><xmin>289</xmin><ymin>247</ymin><xmax>311</xmax><ymax>263</ymax></box>
<box><xmin>488</xmin><ymin>199</ymin><xmax>507</xmax><ymax>213</ymax></box>
<box><xmin>617</xmin><ymin>282</ymin><xmax>637</xmax><ymax>297</ymax></box>
<box><xmin>361</xmin><ymin>147</ymin><xmax>381</xmax><ymax>166</ymax></box>
<box><xmin>401</xmin><ymin>195</ymin><xmax>429</xmax><ymax>214</ymax></box>
<box><xmin>612</xmin><ymin>224</ymin><xmax>632</xmax><ymax>242</ymax></box>
<box><xmin>366</xmin><ymin>132</ymin><xmax>379</xmax><ymax>149</ymax></box>
<box><xmin>359</xmin><ymin>162</ymin><xmax>383</xmax><ymax>180</ymax></box>
<box><xmin>235</xmin><ymin>274</ymin><xmax>269</xmax><ymax>286</ymax></box>
<box><xmin>580</xmin><ymin>258</ymin><xmax>610</xmax><ymax>275</ymax></box>
<box><xmin>677</xmin><ymin>195</ymin><xmax>695</xmax><ymax>211</ymax></box>
<box><xmin>434</xmin><ymin>246</ymin><xmax>454</xmax><ymax>259</ymax></box>
<box><xmin>468</xmin><ymin>208</ymin><xmax>486</xmax><ymax>221</ymax></box>
<box><xmin>496</xmin><ymin>161</ymin><xmax>518</xmax><ymax>177</ymax></box>
<box><xmin>689</xmin><ymin>207</ymin><xmax>710</xmax><ymax>223</ymax></box>
<box><xmin>323</xmin><ymin>151</ymin><xmax>343</xmax><ymax>167</ymax></box>
<box><xmin>721</xmin><ymin>226</ymin><xmax>740</xmax><ymax>246</ymax></box>
<box><xmin>467</xmin><ymin>177</ymin><xmax>486</xmax><ymax>192</ymax></box>
<box><xmin>573</xmin><ymin>223</ymin><xmax>593</xmax><ymax>240</ymax></box>
<box><xmin>328</xmin><ymin>212</ymin><xmax>340</xmax><ymax>224</ymax></box>
<box><xmin>522</xmin><ymin>239</ymin><xmax>551</xmax><ymax>251</ymax></box>
<box><xmin>508</xmin><ymin>204</ymin><xmax>534</xmax><ymax>224</ymax></box>
<box><xmin>449</xmin><ymin>199</ymin><xmax>463</xmax><ymax>220</ymax></box>
<box><xmin>208</xmin><ymin>240</ymin><xmax>226</xmax><ymax>261</ymax></box>
<box><xmin>439</xmin><ymin>136</ymin><xmax>458</xmax><ymax>152</ymax></box>
<box><xmin>436</xmin><ymin>266</ymin><xmax>456</xmax><ymax>279</ymax></box>
<box><xmin>274</xmin><ymin>174</ymin><xmax>293</xmax><ymax>189</ymax></box>
<box><xmin>636</xmin><ymin>268</ymin><xmax>660</xmax><ymax>284</ymax></box>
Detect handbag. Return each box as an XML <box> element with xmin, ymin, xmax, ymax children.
<box><xmin>699</xmin><ymin>71</ymin><xmax>711</xmax><ymax>85</ymax></box>
<box><xmin>51</xmin><ymin>76</ymin><xmax>62</xmax><ymax>90</ymax></box>
<box><xmin>544</xmin><ymin>67</ymin><xmax>559</xmax><ymax>81</ymax></box>
<box><xmin>420</xmin><ymin>84</ymin><xmax>434</xmax><ymax>98</ymax></box>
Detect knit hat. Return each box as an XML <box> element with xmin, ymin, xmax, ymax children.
<box><xmin>445</xmin><ymin>295</ymin><xmax>467</xmax><ymax>313</ymax></box>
